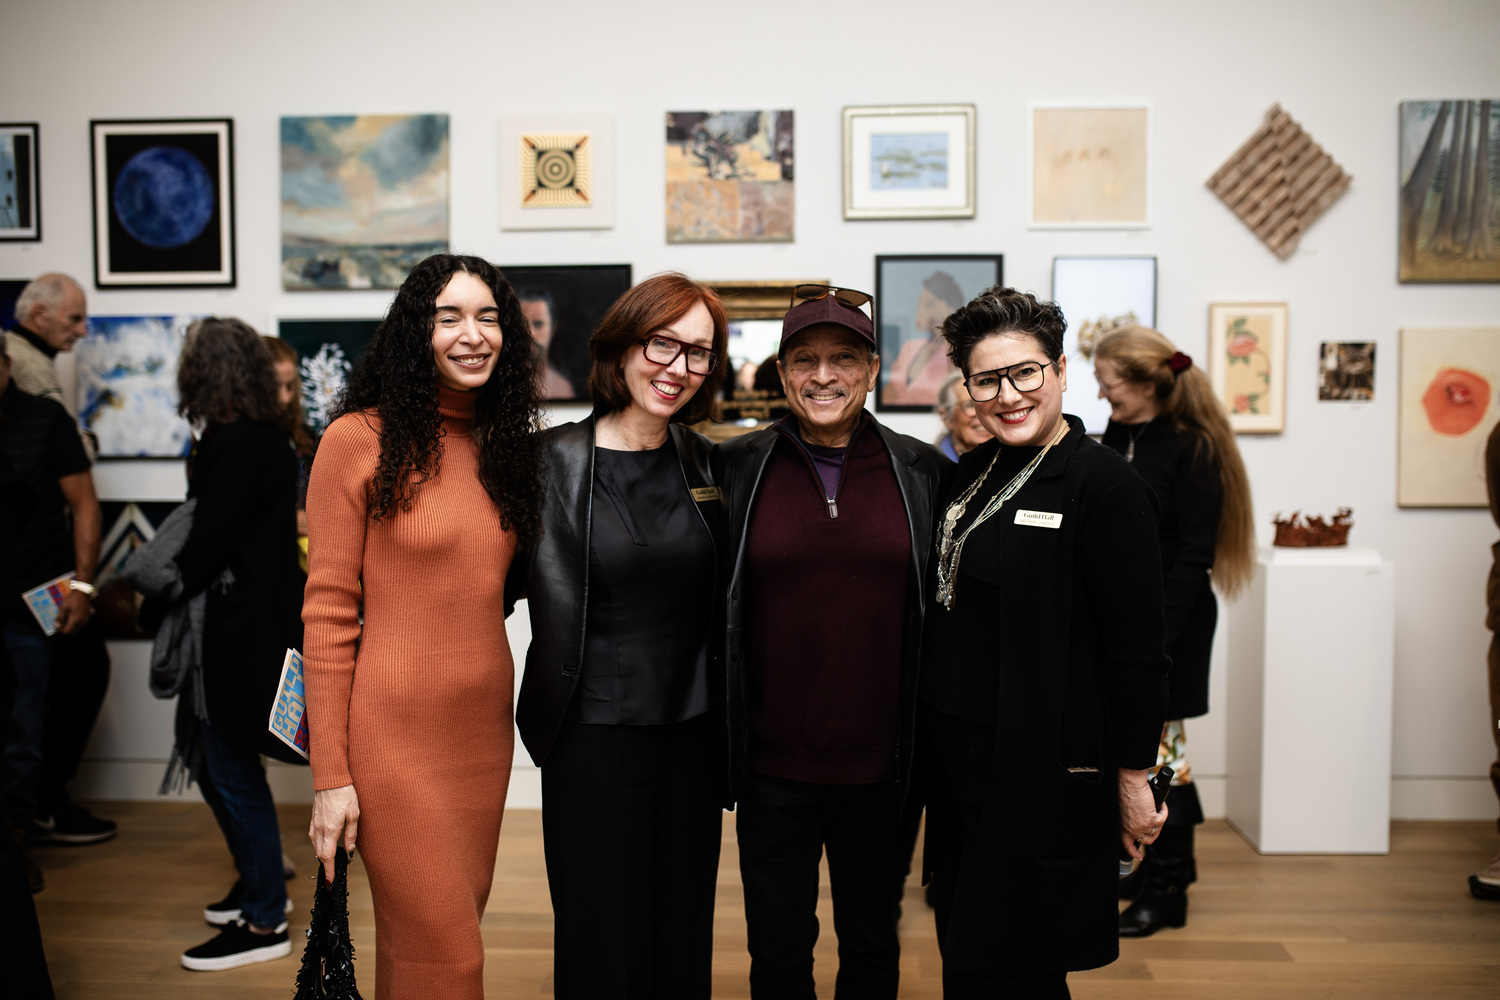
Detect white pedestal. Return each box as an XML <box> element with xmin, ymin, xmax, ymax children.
<box><xmin>1224</xmin><ymin>547</ymin><xmax>1396</xmax><ymax>853</ymax></box>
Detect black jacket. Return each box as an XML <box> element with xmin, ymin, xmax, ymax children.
<box><xmin>507</xmin><ymin>417</ymin><xmax>727</xmax><ymax>790</ymax></box>
<box><xmin>712</xmin><ymin>417</ymin><xmax>950</xmax><ymax>806</ymax></box>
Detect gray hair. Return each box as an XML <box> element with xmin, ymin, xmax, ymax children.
<box><xmin>14</xmin><ymin>273</ymin><xmax>83</xmax><ymax>326</ymax></box>
<box><xmin>937</xmin><ymin>369</ymin><xmax>964</xmax><ymax>411</ymax></box>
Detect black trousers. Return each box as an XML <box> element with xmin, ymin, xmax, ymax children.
<box><xmin>38</xmin><ymin>623</ymin><xmax>109</xmax><ymax>815</ymax></box>
<box><xmin>0</xmin><ymin>642</ymin><xmax>53</xmax><ymax>999</ymax></box>
<box><xmin>541</xmin><ymin>714</ymin><xmax>721</xmax><ymax>1000</ymax></box>
<box><xmin>736</xmin><ymin>772</ymin><xmax>904</xmax><ymax>1000</ymax></box>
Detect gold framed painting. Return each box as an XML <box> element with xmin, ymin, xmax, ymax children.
<box><xmin>1208</xmin><ymin>303</ymin><xmax>1287</xmax><ymax>433</ymax></box>
<box><xmin>1029</xmin><ymin>104</ymin><xmax>1150</xmax><ymax>229</ymax></box>
<box><xmin>1397</xmin><ymin>327</ymin><xmax>1500</xmax><ymax>507</ymax></box>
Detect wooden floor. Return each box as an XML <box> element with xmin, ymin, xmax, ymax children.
<box><xmin>28</xmin><ymin>801</ymin><xmax>1500</xmax><ymax>999</ymax></box>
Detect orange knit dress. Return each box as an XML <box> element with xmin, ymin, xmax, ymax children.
<box><xmin>303</xmin><ymin>386</ymin><xmax>515</xmax><ymax>1000</ymax></box>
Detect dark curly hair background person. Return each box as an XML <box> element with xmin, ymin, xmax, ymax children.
<box><xmin>303</xmin><ymin>254</ymin><xmax>544</xmax><ymax>1000</ymax></box>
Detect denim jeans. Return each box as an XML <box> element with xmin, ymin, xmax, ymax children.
<box><xmin>2</xmin><ymin>622</ymin><xmax>51</xmax><ymax>821</ymax></box>
<box><xmin>198</xmin><ymin>721</ymin><xmax>287</xmax><ymax>928</ymax></box>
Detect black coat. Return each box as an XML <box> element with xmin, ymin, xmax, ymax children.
<box><xmin>712</xmin><ymin>418</ymin><xmax>950</xmax><ymax>806</ymax></box>
<box><xmin>1102</xmin><ymin>417</ymin><xmax>1222</xmax><ymax>719</ymax></box>
<box><xmin>507</xmin><ymin>417</ymin><xmax>727</xmax><ymax>792</ymax></box>
<box><xmin>921</xmin><ymin>415</ymin><xmax>1169</xmax><ymax>974</ymax></box>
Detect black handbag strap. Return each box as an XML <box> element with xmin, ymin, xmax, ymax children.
<box><xmin>293</xmin><ymin>848</ymin><xmax>364</xmax><ymax>999</ymax></box>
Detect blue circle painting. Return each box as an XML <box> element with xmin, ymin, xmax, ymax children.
<box><xmin>112</xmin><ymin>146</ymin><xmax>214</xmax><ymax>248</ymax></box>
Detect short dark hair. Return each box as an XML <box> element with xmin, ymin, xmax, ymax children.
<box><xmin>923</xmin><ymin>270</ymin><xmax>965</xmax><ymax>310</ymax></box>
<box><xmin>942</xmin><ymin>286</ymin><xmax>1067</xmax><ymax>374</ymax></box>
<box><xmin>515</xmin><ymin>287</ymin><xmax>553</xmax><ymax>315</ymax></box>
<box><xmin>177</xmin><ymin>317</ymin><xmax>283</xmax><ymax>427</ymax></box>
<box><xmin>588</xmin><ymin>272</ymin><xmax>729</xmax><ymax>425</ymax></box>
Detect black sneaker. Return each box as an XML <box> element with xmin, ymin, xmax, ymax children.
<box><xmin>31</xmin><ymin>803</ymin><xmax>117</xmax><ymax>844</ymax></box>
<box><xmin>181</xmin><ymin>920</ymin><xmax>291</xmax><ymax>971</ymax></box>
<box><xmin>204</xmin><ymin>881</ymin><xmax>294</xmax><ymax>925</ymax></box>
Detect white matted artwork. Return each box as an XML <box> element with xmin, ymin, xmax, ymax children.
<box><xmin>1029</xmin><ymin>104</ymin><xmax>1150</xmax><ymax>228</ymax></box>
<box><xmin>1051</xmin><ymin>256</ymin><xmax>1157</xmax><ymax>433</ymax></box>
<box><xmin>499</xmin><ymin>114</ymin><xmax>614</xmax><ymax>230</ymax></box>
<box><xmin>842</xmin><ymin>105</ymin><xmax>975</xmax><ymax>220</ymax></box>
<box><xmin>1398</xmin><ymin>327</ymin><xmax>1500</xmax><ymax>507</ymax></box>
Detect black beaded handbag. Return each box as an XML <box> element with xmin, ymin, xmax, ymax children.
<box><xmin>294</xmin><ymin>848</ymin><xmax>364</xmax><ymax>999</ymax></box>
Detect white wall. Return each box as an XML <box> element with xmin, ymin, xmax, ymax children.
<box><xmin>5</xmin><ymin>0</ymin><xmax>1500</xmax><ymax>819</ymax></box>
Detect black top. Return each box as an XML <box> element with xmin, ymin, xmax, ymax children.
<box><xmin>1</xmin><ymin>384</ymin><xmax>90</xmax><ymax>614</ymax></box>
<box><xmin>571</xmin><ymin>440</ymin><xmax>714</xmax><ymax>725</ymax></box>
<box><xmin>918</xmin><ymin>443</ymin><xmax>1042</xmax><ymax>725</ymax></box>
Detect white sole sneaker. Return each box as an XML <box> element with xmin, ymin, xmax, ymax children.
<box><xmin>181</xmin><ymin>922</ymin><xmax>292</xmax><ymax>972</ymax></box>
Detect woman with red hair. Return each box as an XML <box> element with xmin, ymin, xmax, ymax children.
<box><xmin>507</xmin><ymin>272</ymin><xmax>730</xmax><ymax>999</ymax></box>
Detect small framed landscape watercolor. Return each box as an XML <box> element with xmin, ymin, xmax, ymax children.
<box><xmin>0</xmin><ymin>123</ymin><xmax>40</xmax><ymax>241</ymax></box>
<box><xmin>1207</xmin><ymin>303</ymin><xmax>1287</xmax><ymax>433</ymax></box>
<box><xmin>843</xmin><ymin>105</ymin><xmax>975</xmax><ymax>220</ymax></box>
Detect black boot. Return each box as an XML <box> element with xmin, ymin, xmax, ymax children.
<box><xmin>1119</xmin><ymin>823</ymin><xmax>1194</xmax><ymax>937</ymax></box>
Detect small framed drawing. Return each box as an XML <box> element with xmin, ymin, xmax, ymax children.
<box><xmin>0</xmin><ymin>124</ymin><xmax>40</xmax><ymax>241</ymax></box>
<box><xmin>876</xmin><ymin>254</ymin><xmax>1003</xmax><ymax>412</ymax></box>
<box><xmin>1029</xmin><ymin>104</ymin><xmax>1150</xmax><ymax>228</ymax></box>
<box><xmin>499</xmin><ymin>264</ymin><xmax>633</xmax><ymax>402</ymax></box>
<box><xmin>91</xmin><ymin>119</ymin><xmax>235</xmax><ymax>288</ymax></box>
<box><xmin>499</xmin><ymin>114</ymin><xmax>614</xmax><ymax>231</ymax></box>
<box><xmin>1397</xmin><ymin>327</ymin><xmax>1500</xmax><ymax>507</ymax></box>
<box><xmin>843</xmin><ymin>105</ymin><xmax>975</xmax><ymax>220</ymax></box>
<box><xmin>1207</xmin><ymin>303</ymin><xmax>1287</xmax><ymax>433</ymax></box>
<box><xmin>1051</xmin><ymin>256</ymin><xmax>1158</xmax><ymax>434</ymax></box>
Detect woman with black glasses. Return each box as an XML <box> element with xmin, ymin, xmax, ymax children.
<box><xmin>507</xmin><ymin>271</ymin><xmax>730</xmax><ymax>999</ymax></box>
<box><xmin>917</xmin><ymin>286</ymin><xmax>1170</xmax><ymax>998</ymax></box>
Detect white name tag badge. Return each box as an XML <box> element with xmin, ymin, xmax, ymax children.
<box><xmin>1014</xmin><ymin>509</ymin><xmax>1063</xmax><ymax>529</ymax></box>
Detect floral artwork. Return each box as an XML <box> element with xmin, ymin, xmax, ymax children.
<box><xmin>76</xmin><ymin>315</ymin><xmax>198</xmax><ymax>457</ymax></box>
<box><xmin>665</xmin><ymin>111</ymin><xmax>793</xmax><ymax>242</ymax></box>
<box><xmin>1399</xmin><ymin>327</ymin><xmax>1500</xmax><ymax>506</ymax></box>
<box><xmin>1208</xmin><ymin>303</ymin><xmax>1287</xmax><ymax>433</ymax></box>
<box><xmin>276</xmin><ymin>319</ymin><xmax>379</xmax><ymax>434</ymax></box>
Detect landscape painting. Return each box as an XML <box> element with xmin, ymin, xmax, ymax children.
<box><xmin>76</xmin><ymin>315</ymin><xmax>197</xmax><ymax>457</ymax></box>
<box><xmin>281</xmin><ymin>114</ymin><xmax>449</xmax><ymax>289</ymax></box>
<box><xmin>665</xmin><ymin>110</ymin><xmax>793</xmax><ymax>242</ymax></box>
<box><xmin>843</xmin><ymin>105</ymin><xmax>975</xmax><ymax>220</ymax></box>
<box><xmin>1399</xmin><ymin>101</ymin><xmax>1499</xmax><ymax>282</ymax></box>
<box><xmin>1398</xmin><ymin>327</ymin><xmax>1500</xmax><ymax>506</ymax></box>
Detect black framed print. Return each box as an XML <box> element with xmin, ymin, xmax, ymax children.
<box><xmin>875</xmin><ymin>254</ymin><xmax>1002</xmax><ymax>412</ymax></box>
<box><xmin>0</xmin><ymin>124</ymin><xmax>40</xmax><ymax>241</ymax></box>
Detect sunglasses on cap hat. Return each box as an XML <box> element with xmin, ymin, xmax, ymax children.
<box><xmin>791</xmin><ymin>284</ymin><xmax>872</xmax><ymax>311</ymax></box>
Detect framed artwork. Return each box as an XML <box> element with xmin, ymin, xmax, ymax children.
<box><xmin>90</xmin><ymin>119</ymin><xmax>234</xmax><ymax>288</ymax></box>
<box><xmin>0</xmin><ymin>279</ymin><xmax>28</xmax><ymax>331</ymax></box>
<box><xmin>842</xmin><ymin>105</ymin><xmax>975</xmax><ymax>220</ymax></box>
<box><xmin>665</xmin><ymin>110</ymin><xmax>793</xmax><ymax>242</ymax></box>
<box><xmin>281</xmin><ymin>114</ymin><xmax>449</xmax><ymax>289</ymax></box>
<box><xmin>499</xmin><ymin>264</ymin><xmax>632</xmax><ymax>402</ymax></box>
<box><xmin>876</xmin><ymin>255</ymin><xmax>1003</xmax><ymax>412</ymax></box>
<box><xmin>1029</xmin><ymin>104</ymin><xmax>1150</xmax><ymax>228</ymax></box>
<box><xmin>96</xmin><ymin>501</ymin><xmax>179</xmax><ymax>638</ymax></box>
<box><xmin>76</xmin><ymin>315</ymin><xmax>199</xmax><ymax>457</ymax></box>
<box><xmin>1399</xmin><ymin>101</ymin><xmax>1499</xmax><ymax>282</ymax></box>
<box><xmin>1319</xmin><ymin>342</ymin><xmax>1376</xmax><ymax>402</ymax></box>
<box><xmin>276</xmin><ymin>319</ymin><xmax>382</xmax><ymax>434</ymax></box>
<box><xmin>1207</xmin><ymin>303</ymin><xmax>1287</xmax><ymax>434</ymax></box>
<box><xmin>1050</xmin><ymin>256</ymin><xmax>1158</xmax><ymax>433</ymax></box>
<box><xmin>499</xmin><ymin>113</ymin><xmax>613</xmax><ymax>230</ymax></box>
<box><xmin>1398</xmin><ymin>327</ymin><xmax>1500</xmax><ymax>507</ymax></box>
<box><xmin>0</xmin><ymin>123</ymin><xmax>40</xmax><ymax>241</ymax></box>
<box><xmin>706</xmin><ymin>280</ymin><xmax>822</xmax><ymax>434</ymax></box>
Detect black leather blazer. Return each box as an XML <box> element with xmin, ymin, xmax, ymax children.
<box><xmin>711</xmin><ymin>418</ymin><xmax>950</xmax><ymax>806</ymax></box>
<box><xmin>506</xmin><ymin>415</ymin><xmax>726</xmax><ymax>783</ymax></box>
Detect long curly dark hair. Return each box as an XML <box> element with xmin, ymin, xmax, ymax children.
<box><xmin>331</xmin><ymin>254</ymin><xmax>544</xmax><ymax>545</ymax></box>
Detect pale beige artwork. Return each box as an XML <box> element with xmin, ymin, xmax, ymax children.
<box><xmin>1398</xmin><ymin>327</ymin><xmax>1500</xmax><ymax>507</ymax></box>
<box><xmin>1208</xmin><ymin>303</ymin><xmax>1287</xmax><ymax>434</ymax></box>
<box><xmin>1031</xmin><ymin>106</ymin><xmax>1149</xmax><ymax>226</ymax></box>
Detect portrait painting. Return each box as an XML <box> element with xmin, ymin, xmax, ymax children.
<box><xmin>0</xmin><ymin>123</ymin><xmax>40</xmax><ymax>241</ymax></box>
<box><xmin>499</xmin><ymin>113</ymin><xmax>614</xmax><ymax>230</ymax></box>
<box><xmin>1051</xmin><ymin>256</ymin><xmax>1158</xmax><ymax>433</ymax></box>
<box><xmin>281</xmin><ymin>114</ymin><xmax>449</xmax><ymax>290</ymax></box>
<box><xmin>1030</xmin><ymin>104</ymin><xmax>1150</xmax><ymax>228</ymax></box>
<box><xmin>665</xmin><ymin>110</ymin><xmax>793</xmax><ymax>243</ymax></box>
<box><xmin>276</xmin><ymin>319</ymin><xmax>382</xmax><ymax>434</ymax></box>
<box><xmin>1207</xmin><ymin>303</ymin><xmax>1287</xmax><ymax>434</ymax></box>
<box><xmin>876</xmin><ymin>255</ymin><xmax>1002</xmax><ymax>412</ymax></box>
<box><xmin>1398</xmin><ymin>327</ymin><xmax>1500</xmax><ymax>506</ymax></box>
<box><xmin>1319</xmin><ymin>342</ymin><xmax>1376</xmax><ymax>401</ymax></box>
<box><xmin>499</xmin><ymin>264</ymin><xmax>633</xmax><ymax>402</ymax></box>
<box><xmin>843</xmin><ymin>105</ymin><xmax>975</xmax><ymax>220</ymax></box>
<box><xmin>1399</xmin><ymin>101</ymin><xmax>1499</xmax><ymax>282</ymax></box>
<box><xmin>76</xmin><ymin>315</ymin><xmax>198</xmax><ymax>457</ymax></box>
<box><xmin>90</xmin><ymin>119</ymin><xmax>234</xmax><ymax>287</ymax></box>
<box><xmin>95</xmin><ymin>501</ymin><xmax>179</xmax><ymax>638</ymax></box>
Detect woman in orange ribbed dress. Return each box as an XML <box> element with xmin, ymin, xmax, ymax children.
<box><xmin>303</xmin><ymin>254</ymin><xmax>544</xmax><ymax>1000</ymax></box>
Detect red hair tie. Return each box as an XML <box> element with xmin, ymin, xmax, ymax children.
<box><xmin>1168</xmin><ymin>352</ymin><xmax>1193</xmax><ymax>375</ymax></box>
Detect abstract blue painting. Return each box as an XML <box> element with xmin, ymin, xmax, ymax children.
<box><xmin>870</xmin><ymin>133</ymin><xmax>949</xmax><ymax>190</ymax></box>
<box><xmin>77</xmin><ymin>315</ymin><xmax>198</xmax><ymax>458</ymax></box>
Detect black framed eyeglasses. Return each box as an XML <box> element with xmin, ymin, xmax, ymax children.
<box><xmin>791</xmin><ymin>283</ymin><xmax>873</xmax><ymax>311</ymax></box>
<box><xmin>642</xmin><ymin>334</ymin><xmax>719</xmax><ymax>375</ymax></box>
<box><xmin>965</xmin><ymin>360</ymin><xmax>1053</xmax><ymax>401</ymax></box>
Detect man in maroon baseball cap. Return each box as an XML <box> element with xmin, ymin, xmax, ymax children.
<box><xmin>713</xmin><ymin>284</ymin><xmax>949</xmax><ymax>997</ymax></box>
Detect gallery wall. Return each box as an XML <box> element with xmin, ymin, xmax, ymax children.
<box><xmin>2</xmin><ymin>0</ymin><xmax>1499</xmax><ymax>818</ymax></box>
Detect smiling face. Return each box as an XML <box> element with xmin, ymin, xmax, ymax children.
<box><xmin>431</xmin><ymin>272</ymin><xmax>503</xmax><ymax>391</ymax></box>
<box><xmin>1094</xmin><ymin>357</ymin><xmax>1159</xmax><ymax>424</ymax></box>
<box><xmin>777</xmin><ymin>324</ymin><xmax>880</xmax><ymax>447</ymax></box>
<box><xmin>620</xmin><ymin>299</ymin><xmax>713</xmax><ymax>422</ymax></box>
<box><xmin>966</xmin><ymin>331</ymin><xmax>1066</xmax><ymax>448</ymax></box>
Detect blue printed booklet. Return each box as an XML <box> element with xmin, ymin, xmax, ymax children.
<box><xmin>21</xmin><ymin>572</ymin><xmax>74</xmax><ymax>636</ymax></box>
<box><xmin>268</xmin><ymin>648</ymin><xmax>309</xmax><ymax>759</ymax></box>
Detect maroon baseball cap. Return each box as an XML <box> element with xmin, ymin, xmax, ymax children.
<box><xmin>781</xmin><ymin>294</ymin><xmax>876</xmax><ymax>350</ymax></box>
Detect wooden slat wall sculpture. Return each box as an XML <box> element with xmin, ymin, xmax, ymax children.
<box><xmin>1207</xmin><ymin>104</ymin><xmax>1352</xmax><ymax>259</ymax></box>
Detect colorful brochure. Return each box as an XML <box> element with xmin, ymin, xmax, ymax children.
<box><xmin>20</xmin><ymin>572</ymin><xmax>74</xmax><ymax>636</ymax></box>
<box><xmin>268</xmin><ymin>648</ymin><xmax>310</xmax><ymax>759</ymax></box>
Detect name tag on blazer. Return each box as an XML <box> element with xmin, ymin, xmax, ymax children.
<box><xmin>691</xmin><ymin>487</ymin><xmax>722</xmax><ymax>503</ymax></box>
<box><xmin>1014</xmin><ymin>509</ymin><xmax>1062</xmax><ymax>529</ymax></box>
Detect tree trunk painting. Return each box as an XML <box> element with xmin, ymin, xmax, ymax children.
<box><xmin>1401</xmin><ymin>101</ymin><xmax>1452</xmax><ymax>269</ymax></box>
<box><xmin>1401</xmin><ymin>99</ymin><xmax>1500</xmax><ymax>282</ymax></box>
<box><xmin>1428</xmin><ymin>103</ymin><xmax>1465</xmax><ymax>254</ymax></box>
<box><xmin>1467</xmin><ymin>100</ymin><xmax>1494</xmax><ymax>261</ymax></box>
